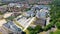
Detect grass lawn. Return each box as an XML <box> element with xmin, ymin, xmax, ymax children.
<box><xmin>50</xmin><ymin>29</ymin><xmax>60</xmax><ymax>34</ymax></box>
<box><xmin>53</xmin><ymin>29</ymin><xmax>60</xmax><ymax>34</ymax></box>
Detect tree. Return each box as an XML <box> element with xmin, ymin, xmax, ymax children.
<box><xmin>44</xmin><ymin>24</ymin><xmax>52</xmax><ymax>31</ymax></box>
<box><xmin>29</xmin><ymin>31</ymin><xmax>37</xmax><ymax>34</ymax></box>
<box><xmin>50</xmin><ymin>31</ymin><xmax>54</xmax><ymax>34</ymax></box>
<box><xmin>56</xmin><ymin>22</ymin><xmax>60</xmax><ymax>29</ymax></box>
<box><xmin>50</xmin><ymin>0</ymin><xmax>60</xmax><ymax>30</ymax></box>
<box><xmin>34</xmin><ymin>25</ymin><xmax>43</xmax><ymax>32</ymax></box>
<box><xmin>27</xmin><ymin>27</ymin><xmax>33</xmax><ymax>31</ymax></box>
<box><xmin>7</xmin><ymin>16</ymin><xmax>15</xmax><ymax>21</ymax></box>
<box><xmin>27</xmin><ymin>25</ymin><xmax>43</xmax><ymax>34</ymax></box>
<box><xmin>52</xmin><ymin>0</ymin><xmax>60</xmax><ymax>6</ymax></box>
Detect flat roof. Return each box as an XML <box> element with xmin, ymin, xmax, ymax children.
<box><xmin>0</xmin><ymin>19</ymin><xmax>7</xmax><ymax>26</ymax></box>
<box><xmin>3</xmin><ymin>21</ymin><xmax>22</xmax><ymax>32</ymax></box>
<box><xmin>17</xmin><ymin>16</ymin><xmax>31</xmax><ymax>28</ymax></box>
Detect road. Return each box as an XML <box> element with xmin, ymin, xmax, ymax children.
<box><xmin>23</xmin><ymin>17</ymin><xmax>35</xmax><ymax>31</ymax></box>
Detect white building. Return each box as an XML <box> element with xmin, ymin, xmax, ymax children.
<box><xmin>0</xmin><ymin>19</ymin><xmax>7</xmax><ymax>26</ymax></box>
<box><xmin>8</xmin><ymin>3</ymin><xmax>24</xmax><ymax>8</ymax></box>
<box><xmin>15</xmin><ymin>15</ymin><xmax>35</xmax><ymax>31</ymax></box>
<box><xmin>3</xmin><ymin>12</ymin><xmax>13</xmax><ymax>18</ymax></box>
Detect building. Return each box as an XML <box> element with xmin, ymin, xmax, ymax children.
<box><xmin>25</xmin><ymin>0</ymin><xmax>52</xmax><ymax>4</ymax></box>
<box><xmin>34</xmin><ymin>18</ymin><xmax>46</xmax><ymax>27</ymax></box>
<box><xmin>36</xmin><ymin>9</ymin><xmax>49</xmax><ymax>19</ymax></box>
<box><xmin>3</xmin><ymin>12</ymin><xmax>13</xmax><ymax>18</ymax></box>
<box><xmin>1</xmin><ymin>0</ymin><xmax>23</xmax><ymax>3</ymax></box>
<box><xmin>34</xmin><ymin>8</ymin><xmax>50</xmax><ymax>27</ymax></box>
<box><xmin>0</xmin><ymin>27</ymin><xmax>8</xmax><ymax>34</ymax></box>
<box><xmin>1</xmin><ymin>0</ymin><xmax>52</xmax><ymax>4</ymax></box>
<box><xmin>0</xmin><ymin>19</ymin><xmax>7</xmax><ymax>26</ymax></box>
<box><xmin>0</xmin><ymin>6</ymin><xmax>7</xmax><ymax>14</ymax></box>
<box><xmin>8</xmin><ymin>3</ymin><xmax>24</xmax><ymax>7</ymax></box>
<box><xmin>38</xmin><ymin>0</ymin><xmax>52</xmax><ymax>4</ymax></box>
<box><xmin>7</xmin><ymin>3</ymin><xmax>24</xmax><ymax>12</ymax></box>
<box><xmin>3</xmin><ymin>21</ymin><xmax>24</xmax><ymax>34</ymax></box>
<box><xmin>26</xmin><ymin>10</ymin><xmax>35</xmax><ymax>17</ymax></box>
<box><xmin>15</xmin><ymin>15</ymin><xmax>36</xmax><ymax>31</ymax></box>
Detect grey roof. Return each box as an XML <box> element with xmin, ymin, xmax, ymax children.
<box><xmin>3</xmin><ymin>21</ymin><xmax>22</xmax><ymax>32</ymax></box>
<box><xmin>34</xmin><ymin>18</ymin><xmax>46</xmax><ymax>26</ymax></box>
<box><xmin>36</xmin><ymin>10</ymin><xmax>46</xmax><ymax>19</ymax></box>
<box><xmin>27</xmin><ymin>10</ymin><xmax>35</xmax><ymax>17</ymax></box>
<box><xmin>32</xmin><ymin>5</ymin><xmax>50</xmax><ymax>10</ymax></box>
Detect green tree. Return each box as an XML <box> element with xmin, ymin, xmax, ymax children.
<box><xmin>27</xmin><ymin>25</ymin><xmax>43</xmax><ymax>34</ymax></box>
<box><xmin>7</xmin><ymin>16</ymin><xmax>15</xmax><ymax>20</ymax></box>
<box><xmin>50</xmin><ymin>0</ymin><xmax>60</xmax><ymax>30</ymax></box>
<box><xmin>34</xmin><ymin>25</ymin><xmax>43</xmax><ymax>32</ymax></box>
<box><xmin>52</xmin><ymin>0</ymin><xmax>60</xmax><ymax>6</ymax></box>
<box><xmin>56</xmin><ymin>22</ymin><xmax>60</xmax><ymax>29</ymax></box>
<box><xmin>44</xmin><ymin>24</ymin><xmax>52</xmax><ymax>31</ymax></box>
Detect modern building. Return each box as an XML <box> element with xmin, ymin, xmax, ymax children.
<box><xmin>3</xmin><ymin>12</ymin><xmax>13</xmax><ymax>18</ymax></box>
<box><xmin>36</xmin><ymin>9</ymin><xmax>49</xmax><ymax>19</ymax></box>
<box><xmin>26</xmin><ymin>10</ymin><xmax>35</xmax><ymax>17</ymax></box>
<box><xmin>15</xmin><ymin>15</ymin><xmax>36</xmax><ymax>31</ymax></box>
<box><xmin>3</xmin><ymin>21</ymin><xmax>24</xmax><ymax>34</ymax></box>
<box><xmin>0</xmin><ymin>19</ymin><xmax>7</xmax><ymax>26</ymax></box>
<box><xmin>34</xmin><ymin>18</ymin><xmax>46</xmax><ymax>27</ymax></box>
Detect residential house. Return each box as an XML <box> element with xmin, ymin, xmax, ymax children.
<box><xmin>7</xmin><ymin>3</ymin><xmax>24</xmax><ymax>12</ymax></box>
<box><xmin>26</xmin><ymin>0</ymin><xmax>52</xmax><ymax>4</ymax></box>
<box><xmin>0</xmin><ymin>6</ymin><xmax>7</xmax><ymax>14</ymax></box>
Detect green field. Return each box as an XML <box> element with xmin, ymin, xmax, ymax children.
<box><xmin>50</xmin><ymin>29</ymin><xmax>60</xmax><ymax>34</ymax></box>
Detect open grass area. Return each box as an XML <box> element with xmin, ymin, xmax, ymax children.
<box><xmin>54</xmin><ymin>29</ymin><xmax>60</xmax><ymax>34</ymax></box>
<box><xmin>50</xmin><ymin>29</ymin><xmax>60</xmax><ymax>34</ymax></box>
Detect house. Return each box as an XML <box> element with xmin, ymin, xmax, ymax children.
<box><xmin>8</xmin><ymin>3</ymin><xmax>24</xmax><ymax>8</ymax></box>
<box><xmin>1</xmin><ymin>0</ymin><xmax>21</xmax><ymax>3</ymax></box>
<box><xmin>32</xmin><ymin>5</ymin><xmax>50</xmax><ymax>11</ymax></box>
<box><xmin>25</xmin><ymin>0</ymin><xmax>52</xmax><ymax>4</ymax></box>
<box><xmin>0</xmin><ymin>6</ymin><xmax>7</xmax><ymax>14</ymax></box>
<box><xmin>8</xmin><ymin>3</ymin><xmax>15</xmax><ymax>7</ymax></box>
<box><xmin>7</xmin><ymin>3</ymin><xmax>25</xmax><ymax>12</ymax></box>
